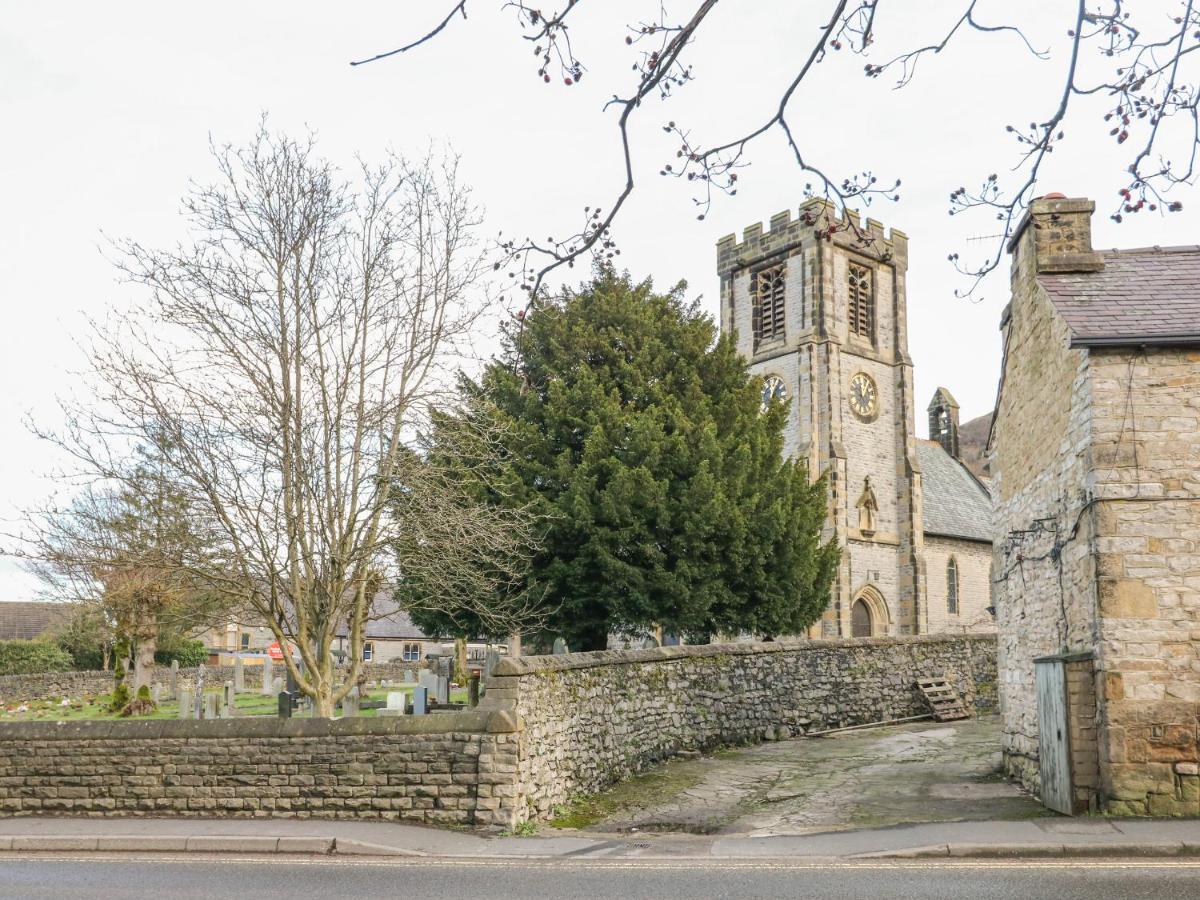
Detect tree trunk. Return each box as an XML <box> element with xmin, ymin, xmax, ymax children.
<box><xmin>454</xmin><ymin>637</ymin><xmax>469</xmax><ymax>685</ymax></box>
<box><xmin>132</xmin><ymin>635</ymin><xmax>157</xmax><ymax>692</ymax></box>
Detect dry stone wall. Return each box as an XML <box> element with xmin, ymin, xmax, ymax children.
<box><xmin>482</xmin><ymin>634</ymin><xmax>997</xmax><ymax>822</ymax></box>
<box><xmin>0</xmin><ymin>711</ymin><xmax>522</xmax><ymax>827</ymax></box>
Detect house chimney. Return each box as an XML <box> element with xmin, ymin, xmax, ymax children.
<box><xmin>928</xmin><ymin>388</ymin><xmax>960</xmax><ymax>459</ymax></box>
<box><xmin>1008</xmin><ymin>194</ymin><xmax>1104</xmax><ymax>274</ymax></box>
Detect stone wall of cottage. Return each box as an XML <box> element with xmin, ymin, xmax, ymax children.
<box><xmin>482</xmin><ymin>634</ymin><xmax>997</xmax><ymax>822</ymax></box>
<box><xmin>1087</xmin><ymin>346</ymin><xmax>1200</xmax><ymax>815</ymax></box>
<box><xmin>992</xmin><ymin>223</ymin><xmax>1098</xmax><ymax>797</ymax></box>
<box><xmin>0</xmin><ymin>711</ymin><xmax>522</xmax><ymax>827</ymax></box>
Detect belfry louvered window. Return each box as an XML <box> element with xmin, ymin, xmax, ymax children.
<box><xmin>751</xmin><ymin>264</ymin><xmax>786</xmax><ymax>346</ymax></box>
<box><xmin>848</xmin><ymin>262</ymin><xmax>874</xmax><ymax>341</ymax></box>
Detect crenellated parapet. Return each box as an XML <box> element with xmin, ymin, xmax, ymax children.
<box><xmin>716</xmin><ymin>199</ymin><xmax>908</xmax><ymax>276</ymax></box>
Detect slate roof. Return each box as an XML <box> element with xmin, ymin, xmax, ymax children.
<box><xmin>333</xmin><ymin>597</ymin><xmax>434</xmax><ymax>642</ymax></box>
<box><xmin>917</xmin><ymin>441</ymin><xmax>993</xmax><ymax>544</ymax></box>
<box><xmin>0</xmin><ymin>601</ymin><xmax>73</xmax><ymax>641</ymax></box>
<box><xmin>1039</xmin><ymin>246</ymin><xmax>1200</xmax><ymax>346</ymax></box>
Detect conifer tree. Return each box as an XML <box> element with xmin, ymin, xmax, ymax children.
<box><xmin>419</xmin><ymin>269</ymin><xmax>838</xmax><ymax>650</ymax></box>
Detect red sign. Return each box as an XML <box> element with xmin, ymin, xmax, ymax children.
<box><xmin>267</xmin><ymin>642</ymin><xmax>284</xmax><ymax>661</ymax></box>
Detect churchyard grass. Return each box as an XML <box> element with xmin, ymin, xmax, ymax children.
<box><xmin>0</xmin><ymin>684</ymin><xmax>468</xmax><ymax>721</ymax></box>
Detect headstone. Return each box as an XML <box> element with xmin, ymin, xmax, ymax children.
<box><xmin>233</xmin><ymin>657</ymin><xmax>244</xmax><ymax>693</ymax></box>
<box><xmin>403</xmin><ymin>670</ymin><xmax>415</xmax><ymax>684</ymax></box>
<box><xmin>151</xmin><ymin>683</ymin><xmax>162</xmax><ymax>704</ymax></box>
<box><xmin>202</xmin><ymin>692</ymin><xmax>218</xmax><ymax>720</ymax></box>
<box><xmin>552</xmin><ymin>637</ymin><xmax>569</xmax><ymax>655</ymax></box>
<box><xmin>271</xmin><ymin>676</ymin><xmax>284</xmax><ymax>695</ymax></box>
<box><xmin>437</xmin><ymin>675</ymin><xmax>450</xmax><ymax>704</ymax></box>
<box><xmin>285</xmin><ymin>664</ymin><xmax>299</xmax><ymax>695</ymax></box>
<box><xmin>411</xmin><ymin>685</ymin><xmax>427</xmax><ymax>716</ymax></box>
<box><xmin>341</xmin><ymin>686</ymin><xmax>360</xmax><ymax>717</ymax></box>
<box><xmin>194</xmin><ymin>665</ymin><xmax>206</xmax><ymax>720</ymax></box>
<box><xmin>223</xmin><ymin>681</ymin><xmax>236</xmax><ymax>715</ymax></box>
<box><xmin>169</xmin><ymin>660</ymin><xmax>179</xmax><ymax>700</ymax></box>
<box><xmin>483</xmin><ymin>650</ymin><xmax>499</xmax><ymax>680</ymax></box>
<box><xmin>277</xmin><ymin>691</ymin><xmax>293</xmax><ymax>719</ymax></box>
<box><xmin>177</xmin><ymin>687</ymin><xmax>194</xmax><ymax>720</ymax></box>
<box><xmin>378</xmin><ymin>691</ymin><xmax>406</xmax><ymax>717</ymax></box>
<box><xmin>260</xmin><ymin>655</ymin><xmax>274</xmax><ymax>696</ymax></box>
<box><xmin>418</xmin><ymin>670</ymin><xmax>438</xmax><ymax>696</ymax></box>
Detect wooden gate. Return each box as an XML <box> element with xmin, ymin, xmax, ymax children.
<box><xmin>1034</xmin><ymin>656</ymin><xmax>1073</xmax><ymax>815</ymax></box>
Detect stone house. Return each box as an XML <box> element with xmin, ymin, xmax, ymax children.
<box><xmin>717</xmin><ymin>202</ymin><xmax>994</xmax><ymax>639</ymax></box>
<box><xmin>991</xmin><ymin>194</ymin><xmax>1200</xmax><ymax>815</ymax></box>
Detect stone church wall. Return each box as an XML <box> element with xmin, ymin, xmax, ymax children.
<box><xmin>923</xmin><ymin>536</ymin><xmax>994</xmax><ymax>635</ymax></box>
<box><xmin>484</xmin><ymin>634</ymin><xmax>997</xmax><ymax>822</ymax></box>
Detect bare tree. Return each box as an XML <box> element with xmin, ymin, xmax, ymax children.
<box><xmin>36</xmin><ymin>125</ymin><xmax>519</xmax><ymax>716</ymax></box>
<box><xmin>22</xmin><ymin>446</ymin><xmax>227</xmax><ymax>701</ymax></box>
<box><xmin>354</xmin><ymin>2</ymin><xmax>1200</xmax><ymax>300</ymax></box>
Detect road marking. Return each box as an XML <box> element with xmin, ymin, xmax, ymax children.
<box><xmin>2</xmin><ymin>854</ymin><xmax>1200</xmax><ymax>871</ymax></box>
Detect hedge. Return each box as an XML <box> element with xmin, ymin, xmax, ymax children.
<box><xmin>0</xmin><ymin>639</ymin><xmax>74</xmax><ymax>675</ymax></box>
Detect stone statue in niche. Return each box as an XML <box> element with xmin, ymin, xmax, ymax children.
<box><xmin>856</xmin><ymin>476</ymin><xmax>878</xmax><ymax>535</ymax></box>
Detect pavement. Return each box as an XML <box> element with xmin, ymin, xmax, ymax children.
<box><xmin>1</xmin><ymin>814</ymin><xmax>1199</xmax><ymax>860</ymax></box>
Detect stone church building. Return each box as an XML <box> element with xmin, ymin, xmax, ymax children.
<box><xmin>717</xmin><ymin>201</ymin><xmax>994</xmax><ymax>639</ymax></box>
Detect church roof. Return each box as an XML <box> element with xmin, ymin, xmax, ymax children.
<box><xmin>1039</xmin><ymin>246</ymin><xmax>1200</xmax><ymax>347</ymax></box>
<box><xmin>917</xmin><ymin>441</ymin><xmax>992</xmax><ymax>544</ymax></box>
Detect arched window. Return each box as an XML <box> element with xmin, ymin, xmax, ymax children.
<box><xmin>751</xmin><ymin>263</ymin><xmax>786</xmax><ymax>346</ymax></box>
<box><xmin>848</xmin><ymin>263</ymin><xmax>874</xmax><ymax>342</ymax></box>
<box><xmin>851</xmin><ymin>599</ymin><xmax>873</xmax><ymax>638</ymax></box>
<box><xmin>947</xmin><ymin>557</ymin><xmax>959</xmax><ymax>615</ymax></box>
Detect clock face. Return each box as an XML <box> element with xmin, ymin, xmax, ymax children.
<box><xmin>761</xmin><ymin>375</ymin><xmax>787</xmax><ymax>412</ymax></box>
<box><xmin>849</xmin><ymin>372</ymin><xmax>878</xmax><ymax>421</ymax></box>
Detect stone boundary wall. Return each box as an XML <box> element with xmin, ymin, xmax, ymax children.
<box><xmin>0</xmin><ymin>710</ymin><xmax>521</xmax><ymax>826</ymax></box>
<box><xmin>480</xmin><ymin>633</ymin><xmax>997</xmax><ymax>822</ymax></box>
<box><xmin>0</xmin><ymin>634</ymin><xmax>995</xmax><ymax>828</ymax></box>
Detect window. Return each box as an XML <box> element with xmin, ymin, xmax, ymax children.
<box><xmin>362</xmin><ymin>641</ymin><xmax>374</xmax><ymax>662</ymax></box>
<box><xmin>240</xmin><ymin>632</ymin><xmax>250</xmax><ymax>650</ymax></box>
<box><xmin>947</xmin><ymin>558</ymin><xmax>959</xmax><ymax>615</ymax></box>
<box><xmin>751</xmin><ymin>264</ymin><xmax>786</xmax><ymax>346</ymax></box>
<box><xmin>402</xmin><ymin>642</ymin><xmax>421</xmax><ymax>662</ymax></box>
<box><xmin>848</xmin><ymin>263</ymin><xmax>874</xmax><ymax>341</ymax></box>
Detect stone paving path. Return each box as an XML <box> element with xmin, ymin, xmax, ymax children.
<box><xmin>572</xmin><ymin>717</ymin><xmax>1045</xmax><ymax>836</ymax></box>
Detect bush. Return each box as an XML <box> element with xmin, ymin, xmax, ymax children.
<box><xmin>154</xmin><ymin>637</ymin><xmax>208</xmax><ymax>668</ymax></box>
<box><xmin>0</xmin><ymin>639</ymin><xmax>74</xmax><ymax>675</ymax></box>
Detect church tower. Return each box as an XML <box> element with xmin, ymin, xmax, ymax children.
<box><xmin>717</xmin><ymin>201</ymin><xmax>927</xmax><ymax>637</ymax></box>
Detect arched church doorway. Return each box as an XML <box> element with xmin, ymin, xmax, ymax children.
<box><xmin>851</xmin><ymin>599</ymin><xmax>873</xmax><ymax>637</ymax></box>
<box><xmin>850</xmin><ymin>586</ymin><xmax>890</xmax><ymax>637</ymax></box>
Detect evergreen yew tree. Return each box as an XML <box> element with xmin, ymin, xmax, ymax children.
<box><xmin>438</xmin><ymin>268</ymin><xmax>838</xmax><ymax>650</ymax></box>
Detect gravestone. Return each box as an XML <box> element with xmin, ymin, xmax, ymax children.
<box><xmin>169</xmin><ymin>660</ymin><xmax>179</xmax><ymax>700</ymax></box>
<box><xmin>194</xmin><ymin>665</ymin><xmax>206</xmax><ymax>720</ymax></box>
<box><xmin>437</xmin><ymin>675</ymin><xmax>450</xmax><ymax>704</ymax></box>
<box><xmin>552</xmin><ymin>637</ymin><xmax>569</xmax><ymax>655</ymax></box>
<box><xmin>418</xmin><ymin>670</ymin><xmax>438</xmax><ymax>695</ymax></box>
<box><xmin>378</xmin><ymin>691</ymin><xmax>406</xmax><ymax>717</ymax></box>
<box><xmin>277</xmin><ymin>691</ymin><xmax>293</xmax><ymax>719</ymax></box>
<box><xmin>260</xmin><ymin>656</ymin><xmax>274</xmax><ymax>696</ymax></box>
<box><xmin>411</xmin><ymin>685</ymin><xmax>427</xmax><ymax>716</ymax></box>
<box><xmin>223</xmin><ymin>681</ymin><xmax>236</xmax><ymax>715</ymax></box>
<box><xmin>403</xmin><ymin>670</ymin><xmax>415</xmax><ymax>684</ymax></box>
<box><xmin>151</xmin><ymin>683</ymin><xmax>162</xmax><ymax>704</ymax></box>
<box><xmin>202</xmin><ymin>692</ymin><xmax>218</xmax><ymax>720</ymax></box>
<box><xmin>468</xmin><ymin>673</ymin><xmax>480</xmax><ymax>708</ymax></box>
<box><xmin>341</xmin><ymin>686</ymin><xmax>360</xmax><ymax>717</ymax></box>
<box><xmin>483</xmin><ymin>650</ymin><xmax>499</xmax><ymax>680</ymax></box>
<box><xmin>177</xmin><ymin>687</ymin><xmax>194</xmax><ymax>720</ymax></box>
<box><xmin>233</xmin><ymin>657</ymin><xmax>244</xmax><ymax>693</ymax></box>
<box><xmin>271</xmin><ymin>676</ymin><xmax>284</xmax><ymax>695</ymax></box>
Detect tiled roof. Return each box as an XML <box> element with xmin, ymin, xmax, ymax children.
<box><xmin>917</xmin><ymin>441</ymin><xmax>993</xmax><ymax>544</ymax></box>
<box><xmin>0</xmin><ymin>601</ymin><xmax>73</xmax><ymax>641</ymax></box>
<box><xmin>1039</xmin><ymin>246</ymin><xmax>1200</xmax><ymax>346</ymax></box>
<box><xmin>333</xmin><ymin>596</ymin><xmax>435</xmax><ymax>642</ymax></box>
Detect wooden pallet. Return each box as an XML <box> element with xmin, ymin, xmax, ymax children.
<box><xmin>916</xmin><ymin>676</ymin><xmax>970</xmax><ymax>721</ymax></box>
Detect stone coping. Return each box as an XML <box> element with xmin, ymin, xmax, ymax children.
<box><xmin>493</xmin><ymin>633</ymin><xmax>996</xmax><ymax>676</ymax></box>
<box><xmin>0</xmin><ymin>708</ymin><xmax>519</xmax><ymax>740</ymax></box>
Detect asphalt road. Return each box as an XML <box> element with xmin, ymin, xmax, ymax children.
<box><xmin>2</xmin><ymin>856</ymin><xmax>1199</xmax><ymax>899</ymax></box>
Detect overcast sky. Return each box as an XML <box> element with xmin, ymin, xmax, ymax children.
<box><xmin>3</xmin><ymin>2</ymin><xmax>1197</xmax><ymax>598</ymax></box>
